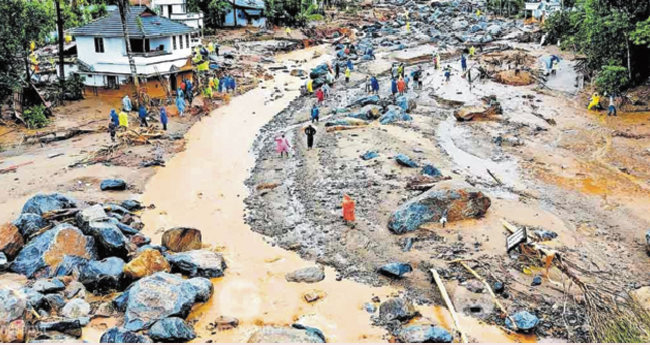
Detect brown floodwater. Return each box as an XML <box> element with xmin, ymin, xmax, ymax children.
<box><xmin>124</xmin><ymin>46</ymin><xmax>529</xmax><ymax>343</ymax></box>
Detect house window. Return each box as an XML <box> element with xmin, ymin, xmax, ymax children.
<box><xmin>129</xmin><ymin>38</ymin><xmax>150</xmax><ymax>53</ymax></box>
<box><xmin>179</xmin><ymin>35</ymin><xmax>183</xmax><ymax>49</ymax></box>
<box><xmin>173</xmin><ymin>36</ymin><xmax>177</xmax><ymax>50</ymax></box>
<box><xmin>185</xmin><ymin>35</ymin><xmax>189</xmax><ymax>48</ymax></box>
<box><xmin>94</xmin><ymin>37</ymin><xmax>104</xmax><ymax>53</ymax></box>
<box><xmin>181</xmin><ymin>4</ymin><xmax>186</xmax><ymax>13</ymax></box>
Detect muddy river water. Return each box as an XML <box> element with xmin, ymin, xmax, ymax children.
<box><xmin>130</xmin><ymin>47</ymin><xmax>525</xmax><ymax>343</ymax></box>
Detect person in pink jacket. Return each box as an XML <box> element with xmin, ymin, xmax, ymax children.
<box><xmin>275</xmin><ymin>134</ymin><xmax>291</xmax><ymax>158</ymax></box>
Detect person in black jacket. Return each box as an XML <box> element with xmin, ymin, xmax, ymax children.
<box><xmin>304</xmin><ymin>125</ymin><xmax>317</xmax><ymax>150</ymax></box>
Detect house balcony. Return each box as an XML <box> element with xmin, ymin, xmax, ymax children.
<box><xmin>170</xmin><ymin>12</ymin><xmax>204</xmax><ymax>21</ymax></box>
<box><xmin>127</xmin><ymin>50</ymin><xmax>172</xmax><ymax>58</ymax></box>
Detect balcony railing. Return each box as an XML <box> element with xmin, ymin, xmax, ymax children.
<box><xmin>127</xmin><ymin>50</ymin><xmax>172</xmax><ymax>58</ymax></box>
<box><xmin>170</xmin><ymin>12</ymin><xmax>204</xmax><ymax>20</ymax></box>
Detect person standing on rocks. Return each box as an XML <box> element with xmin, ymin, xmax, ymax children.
<box><xmin>160</xmin><ymin>107</ymin><xmax>168</xmax><ymax>131</ymax></box>
<box><xmin>305</xmin><ymin>124</ymin><xmax>317</xmax><ymax>150</ymax></box>
<box><xmin>607</xmin><ymin>93</ymin><xmax>617</xmax><ymax>117</ymax></box>
<box><xmin>335</xmin><ymin>63</ymin><xmax>340</xmax><ymax>79</ymax></box>
<box><xmin>391</xmin><ymin>77</ymin><xmax>398</xmax><ymax>96</ymax></box>
<box><xmin>118</xmin><ymin>110</ymin><xmax>129</xmax><ymax>129</ymax></box>
<box><xmin>347</xmin><ymin>59</ymin><xmax>354</xmax><ymax>72</ymax></box>
<box><xmin>108</xmin><ymin>121</ymin><xmax>117</xmax><ymax>142</ymax></box>
<box><xmin>397</xmin><ymin>77</ymin><xmax>406</xmax><ymax>95</ymax></box>
<box><xmin>371</xmin><ymin>75</ymin><xmax>379</xmax><ymax>94</ymax></box>
<box><xmin>139</xmin><ymin>105</ymin><xmax>149</xmax><ymax>128</ymax></box>
<box><xmin>461</xmin><ymin>54</ymin><xmax>467</xmax><ymax>72</ymax></box>
<box><xmin>345</xmin><ymin>66</ymin><xmax>351</xmax><ymax>83</ymax></box>
<box><xmin>275</xmin><ymin>134</ymin><xmax>291</xmax><ymax>158</ymax></box>
<box><xmin>311</xmin><ymin>104</ymin><xmax>320</xmax><ymax>123</ymax></box>
<box><xmin>110</xmin><ymin>109</ymin><xmax>119</xmax><ymax>127</ymax></box>
<box><xmin>365</xmin><ymin>77</ymin><xmax>372</xmax><ymax>94</ymax></box>
<box><xmin>122</xmin><ymin>95</ymin><xmax>132</xmax><ymax>112</ymax></box>
<box><xmin>176</xmin><ymin>90</ymin><xmax>186</xmax><ymax>117</ymax></box>
<box><xmin>444</xmin><ymin>65</ymin><xmax>452</xmax><ymax>83</ymax></box>
<box><xmin>316</xmin><ymin>87</ymin><xmax>325</xmax><ymax>104</ymax></box>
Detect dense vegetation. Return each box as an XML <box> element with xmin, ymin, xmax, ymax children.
<box><xmin>544</xmin><ymin>0</ymin><xmax>650</xmax><ymax>93</ymax></box>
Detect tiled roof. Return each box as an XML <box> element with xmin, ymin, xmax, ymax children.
<box><xmin>67</xmin><ymin>6</ymin><xmax>196</xmax><ymax>38</ymax></box>
<box><xmin>231</xmin><ymin>0</ymin><xmax>265</xmax><ymax>10</ymax></box>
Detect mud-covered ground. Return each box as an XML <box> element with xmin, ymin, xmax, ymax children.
<box><xmin>244</xmin><ymin>39</ymin><xmax>650</xmax><ymax>342</ymax></box>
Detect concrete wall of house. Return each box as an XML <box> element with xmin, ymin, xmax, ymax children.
<box><xmin>223</xmin><ymin>8</ymin><xmax>266</xmax><ymax>27</ymax></box>
<box><xmin>75</xmin><ymin>35</ymin><xmax>192</xmax><ymax>85</ymax></box>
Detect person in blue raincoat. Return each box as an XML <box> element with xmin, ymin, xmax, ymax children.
<box><xmin>160</xmin><ymin>107</ymin><xmax>168</xmax><ymax>131</ymax></box>
<box><xmin>109</xmin><ymin>109</ymin><xmax>119</xmax><ymax>127</ymax></box>
<box><xmin>346</xmin><ymin>60</ymin><xmax>354</xmax><ymax>71</ymax></box>
<box><xmin>391</xmin><ymin>77</ymin><xmax>398</xmax><ymax>96</ymax></box>
<box><xmin>370</xmin><ymin>76</ymin><xmax>379</xmax><ymax>94</ymax></box>
<box><xmin>311</xmin><ymin>104</ymin><xmax>319</xmax><ymax>124</ymax></box>
<box><xmin>461</xmin><ymin>54</ymin><xmax>467</xmax><ymax>72</ymax></box>
<box><xmin>218</xmin><ymin>76</ymin><xmax>225</xmax><ymax>93</ymax></box>
<box><xmin>138</xmin><ymin>105</ymin><xmax>149</xmax><ymax>127</ymax></box>
<box><xmin>185</xmin><ymin>79</ymin><xmax>193</xmax><ymax>106</ymax></box>
<box><xmin>176</xmin><ymin>89</ymin><xmax>186</xmax><ymax>117</ymax></box>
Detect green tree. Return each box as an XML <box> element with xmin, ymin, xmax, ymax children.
<box><xmin>632</xmin><ymin>17</ymin><xmax>650</xmax><ymax>47</ymax></box>
<box><xmin>0</xmin><ymin>0</ymin><xmax>55</xmax><ymax>103</ymax></box>
<box><xmin>595</xmin><ymin>65</ymin><xmax>629</xmax><ymax>94</ymax></box>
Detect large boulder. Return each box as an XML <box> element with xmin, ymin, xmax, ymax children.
<box><xmin>379</xmin><ymin>297</ymin><xmax>419</xmax><ymax>322</ymax></box>
<box><xmin>350</xmin><ymin>95</ymin><xmax>381</xmax><ymax>107</ymax></box>
<box><xmin>454</xmin><ymin>105</ymin><xmax>502</xmax><ymax>122</ymax></box>
<box><xmin>33</xmin><ymin>278</ymin><xmax>65</xmax><ymax>294</ymax></box>
<box><xmin>76</xmin><ymin>205</ymin><xmax>128</xmax><ymax>258</ymax></box>
<box><xmin>166</xmin><ymin>250</ymin><xmax>226</xmax><ymax>278</ymax></box>
<box><xmin>79</xmin><ymin>257</ymin><xmax>125</xmax><ymax>293</ymax></box>
<box><xmin>121</xmin><ymin>200</ymin><xmax>143</xmax><ymax>211</ymax></box>
<box><xmin>0</xmin><ymin>253</ymin><xmax>7</xmax><ymax>271</ymax></box>
<box><xmin>422</xmin><ymin>164</ymin><xmax>442</xmax><ymax>177</ymax></box>
<box><xmin>13</xmin><ymin>213</ymin><xmax>48</xmax><ymax>238</ymax></box>
<box><xmin>124</xmin><ymin>249</ymin><xmax>171</xmax><ymax>280</ymax></box>
<box><xmin>324</xmin><ymin>118</ymin><xmax>369</xmax><ymax>128</ymax></box>
<box><xmin>0</xmin><ymin>288</ymin><xmax>27</xmax><ymax>323</ymax></box>
<box><xmin>0</xmin><ymin>319</ymin><xmax>26</xmax><ymax>343</ymax></box>
<box><xmin>388</xmin><ymin>189</ymin><xmax>491</xmax><ymax>234</ymax></box>
<box><xmin>378</xmin><ymin>263</ymin><xmax>413</xmax><ymax>278</ymax></box>
<box><xmin>54</xmin><ymin>255</ymin><xmax>90</xmax><ymax>278</ymax></box>
<box><xmin>349</xmin><ymin>105</ymin><xmax>382</xmax><ymax>121</ymax></box>
<box><xmin>62</xmin><ymin>298</ymin><xmax>91</xmax><ymax>318</ymax></box>
<box><xmin>148</xmin><ymin>317</ymin><xmax>196</xmax><ymax>342</ymax></box>
<box><xmin>18</xmin><ymin>287</ymin><xmax>44</xmax><ymax>310</ymax></box>
<box><xmin>380</xmin><ymin>106</ymin><xmax>412</xmax><ymax>125</ymax></box>
<box><xmin>285</xmin><ymin>266</ymin><xmax>325</xmax><ymax>283</ymax></box>
<box><xmin>161</xmin><ymin>228</ymin><xmax>202</xmax><ymax>253</ymax></box>
<box><xmin>100</xmin><ymin>179</ymin><xmax>127</xmax><ymax>191</ymax></box>
<box><xmin>398</xmin><ymin>325</ymin><xmax>453</xmax><ymax>343</ymax></box>
<box><xmin>0</xmin><ymin>223</ymin><xmax>24</xmax><ymax>259</ymax></box>
<box><xmin>100</xmin><ymin>327</ymin><xmax>152</xmax><ymax>343</ymax></box>
<box><xmin>186</xmin><ymin>277</ymin><xmax>213</xmax><ymax>303</ymax></box>
<box><xmin>506</xmin><ymin>311</ymin><xmax>539</xmax><ymax>332</ymax></box>
<box><xmin>247</xmin><ymin>326</ymin><xmax>326</xmax><ymax>343</ymax></box>
<box><xmin>21</xmin><ymin>193</ymin><xmax>77</xmax><ymax>216</ymax></box>
<box><xmin>396</xmin><ymin>95</ymin><xmax>417</xmax><ymax>113</ymax></box>
<box><xmin>395</xmin><ymin>154</ymin><xmax>419</xmax><ymax>168</ymax></box>
<box><xmin>10</xmin><ymin>223</ymin><xmax>98</xmax><ymax>278</ymax></box>
<box><xmin>122</xmin><ymin>272</ymin><xmax>200</xmax><ymax>331</ymax></box>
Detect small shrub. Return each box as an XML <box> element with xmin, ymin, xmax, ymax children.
<box><xmin>23</xmin><ymin>105</ymin><xmax>49</xmax><ymax>129</ymax></box>
<box><xmin>595</xmin><ymin>65</ymin><xmax>629</xmax><ymax>95</ymax></box>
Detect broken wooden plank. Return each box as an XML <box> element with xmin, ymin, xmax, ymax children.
<box><xmin>0</xmin><ymin>161</ymin><xmax>34</xmax><ymax>174</ymax></box>
<box><xmin>430</xmin><ymin>268</ymin><xmax>469</xmax><ymax>343</ymax></box>
<box><xmin>487</xmin><ymin>169</ymin><xmax>503</xmax><ymax>185</ymax></box>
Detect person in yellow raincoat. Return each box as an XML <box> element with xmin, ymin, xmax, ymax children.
<box><xmin>588</xmin><ymin>93</ymin><xmax>601</xmax><ymax>110</ymax></box>
<box><xmin>306</xmin><ymin>79</ymin><xmax>314</xmax><ymax>93</ymax></box>
<box><xmin>345</xmin><ymin>67</ymin><xmax>351</xmax><ymax>83</ymax></box>
<box><xmin>406</xmin><ymin>22</ymin><xmax>411</xmax><ymax>33</ymax></box>
<box><xmin>205</xmin><ymin>85</ymin><xmax>213</xmax><ymax>99</ymax></box>
<box><xmin>118</xmin><ymin>111</ymin><xmax>129</xmax><ymax>128</ymax></box>
<box><xmin>209</xmin><ymin>77</ymin><xmax>215</xmax><ymax>91</ymax></box>
<box><xmin>469</xmin><ymin>46</ymin><xmax>476</xmax><ymax>58</ymax></box>
<box><xmin>285</xmin><ymin>27</ymin><xmax>292</xmax><ymax>37</ymax></box>
<box><xmin>436</xmin><ymin>53</ymin><xmax>441</xmax><ymax>70</ymax></box>
<box><xmin>476</xmin><ymin>9</ymin><xmax>481</xmax><ymax>16</ymax></box>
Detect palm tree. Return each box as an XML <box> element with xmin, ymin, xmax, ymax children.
<box><xmin>117</xmin><ymin>0</ymin><xmax>140</xmax><ymax>102</ymax></box>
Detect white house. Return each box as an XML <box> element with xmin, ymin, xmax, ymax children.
<box><xmin>67</xmin><ymin>6</ymin><xmax>197</xmax><ymax>97</ymax></box>
<box><xmin>524</xmin><ymin>0</ymin><xmax>562</xmax><ymax>20</ymax></box>
<box><xmin>148</xmin><ymin>0</ymin><xmax>204</xmax><ymax>31</ymax></box>
<box><xmin>223</xmin><ymin>0</ymin><xmax>266</xmax><ymax>28</ymax></box>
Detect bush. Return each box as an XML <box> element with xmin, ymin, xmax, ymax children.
<box><xmin>23</xmin><ymin>104</ymin><xmax>49</xmax><ymax>129</ymax></box>
<box><xmin>64</xmin><ymin>74</ymin><xmax>85</xmax><ymax>100</ymax></box>
<box><xmin>595</xmin><ymin>65</ymin><xmax>630</xmax><ymax>95</ymax></box>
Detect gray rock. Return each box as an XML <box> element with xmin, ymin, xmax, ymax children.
<box><xmin>13</xmin><ymin>213</ymin><xmax>48</xmax><ymax>238</ymax></box>
<box><xmin>506</xmin><ymin>311</ymin><xmax>539</xmax><ymax>332</ymax></box>
<box><xmin>64</xmin><ymin>281</ymin><xmax>86</xmax><ymax>299</ymax></box>
<box><xmin>532</xmin><ymin>275</ymin><xmax>542</xmax><ymax>286</ymax></box>
<box><xmin>33</xmin><ymin>278</ymin><xmax>65</xmax><ymax>294</ymax></box>
<box><xmin>378</xmin><ymin>263</ymin><xmax>413</xmax><ymax>278</ymax></box>
<box><xmin>21</xmin><ymin>193</ymin><xmax>77</xmax><ymax>216</ymax></box>
<box><xmin>486</xmin><ymin>24</ymin><xmax>502</xmax><ymax>35</ymax></box>
<box><xmin>247</xmin><ymin>326</ymin><xmax>325</xmax><ymax>343</ymax></box>
<box><xmin>121</xmin><ymin>200</ymin><xmax>143</xmax><ymax>211</ymax></box>
<box><xmin>62</xmin><ymin>299</ymin><xmax>91</xmax><ymax>318</ymax></box>
<box><xmin>0</xmin><ymin>252</ymin><xmax>7</xmax><ymax>271</ymax></box>
<box><xmin>167</xmin><ymin>250</ymin><xmax>227</xmax><ymax>278</ymax></box>
<box><xmin>10</xmin><ymin>223</ymin><xmax>98</xmax><ymax>278</ymax></box>
<box><xmin>95</xmin><ymin>302</ymin><xmax>115</xmax><ymax>317</ymax></box>
<box><xmin>100</xmin><ymin>179</ymin><xmax>127</xmax><ymax>191</ymax></box>
<box><xmin>388</xmin><ymin>188</ymin><xmax>491</xmax><ymax>234</ymax></box>
<box><xmin>161</xmin><ymin>227</ymin><xmax>202</xmax><ymax>253</ymax></box>
<box><xmin>364</xmin><ymin>302</ymin><xmax>377</xmax><ymax>313</ymax></box>
<box><xmin>123</xmin><ymin>272</ymin><xmax>200</xmax><ymax>331</ymax></box>
<box><xmin>350</xmin><ymin>95</ymin><xmax>380</xmax><ymax>107</ymax></box>
<box><xmin>100</xmin><ymin>327</ymin><xmax>152</xmax><ymax>343</ymax></box>
<box><xmin>380</xmin><ymin>106</ymin><xmax>412</xmax><ymax>125</ymax></box>
<box><xmin>186</xmin><ymin>277</ymin><xmax>213</xmax><ymax>302</ymax></box>
<box><xmin>0</xmin><ymin>288</ymin><xmax>27</xmax><ymax>323</ymax></box>
<box><xmin>285</xmin><ymin>266</ymin><xmax>325</xmax><ymax>283</ymax></box>
<box><xmin>44</xmin><ymin>293</ymin><xmax>66</xmax><ymax>312</ymax></box>
<box><xmin>19</xmin><ymin>287</ymin><xmax>44</xmax><ymax>309</ymax></box>
<box><xmin>422</xmin><ymin>164</ymin><xmax>442</xmax><ymax>177</ymax></box>
<box><xmin>148</xmin><ymin>317</ymin><xmax>196</xmax><ymax>342</ymax></box>
<box><xmin>79</xmin><ymin>257</ymin><xmax>125</xmax><ymax>293</ymax></box>
<box><xmin>398</xmin><ymin>325</ymin><xmax>453</xmax><ymax>343</ymax></box>
<box><xmin>54</xmin><ymin>255</ymin><xmax>90</xmax><ymax>278</ymax></box>
<box><xmin>379</xmin><ymin>297</ymin><xmax>419</xmax><ymax>322</ymax></box>
<box><xmin>36</xmin><ymin>318</ymin><xmax>83</xmax><ymax>337</ymax></box>
<box><xmin>395</xmin><ymin>154</ymin><xmax>419</xmax><ymax>168</ymax></box>
<box><xmin>76</xmin><ymin>205</ymin><xmax>128</xmax><ymax>258</ymax></box>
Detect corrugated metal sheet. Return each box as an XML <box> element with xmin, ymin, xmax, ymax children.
<box><xmin>67</xmin><ymin>6</ymin><xmax>196</xmax><ymax>38</ymax></box>
<box><xmin>232</xmin><ymin>0</ymin><xmax>265</xmax><ymax>10</ymax></box>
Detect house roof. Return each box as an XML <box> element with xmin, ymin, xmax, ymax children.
<box><xmin>67</xmin><ymin>6</ymin><xmax>196</xmax><ymax>38</ymax></box>
<box><xmin>231</xmin><ymin>0</ymin><xmax>265</xmax><ymax>10</ymax></box>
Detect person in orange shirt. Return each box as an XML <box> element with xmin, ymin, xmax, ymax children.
<box><xmin>397</xmin><ymin>77</ymin><xmax>406</xmax><ymax>95</ymax></box>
